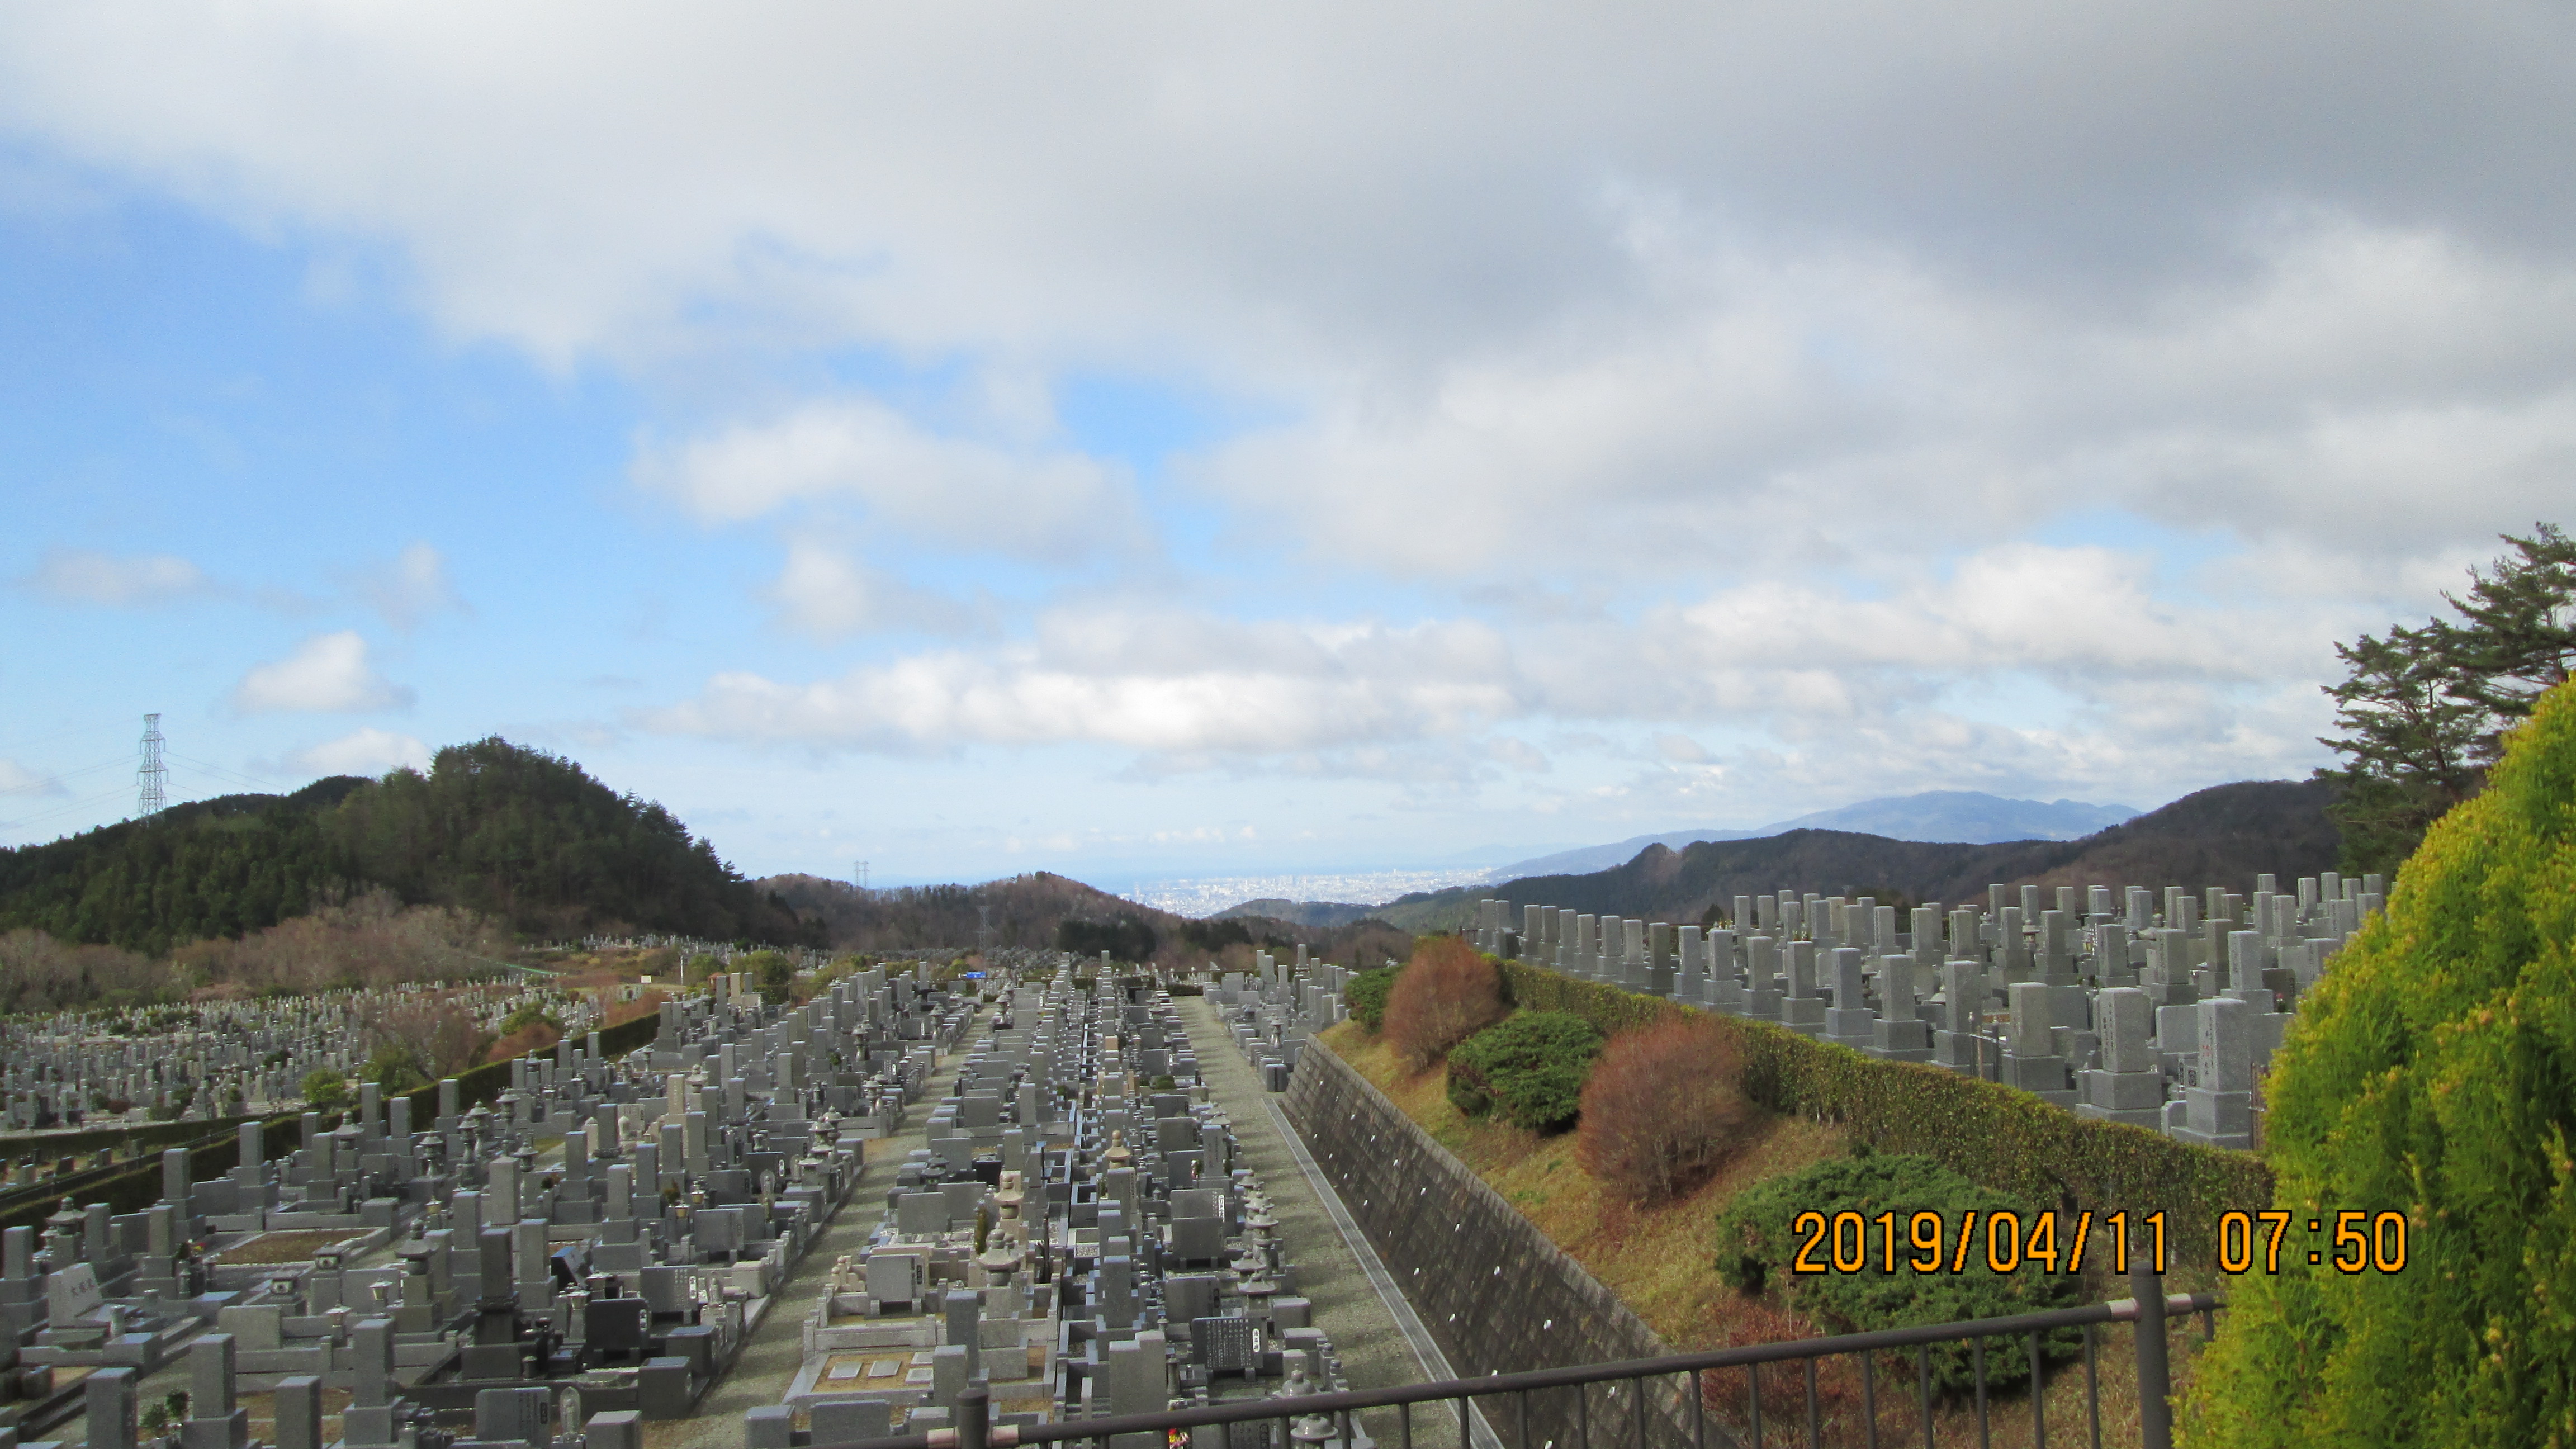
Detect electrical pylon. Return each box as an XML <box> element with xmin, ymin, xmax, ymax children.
<box><xmin>136</xmin><ymin>713</ymin><xmax>167</xmax><ymax>820</ymax></box>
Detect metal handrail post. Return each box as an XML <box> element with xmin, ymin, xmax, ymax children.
<box><xmin>2129</xmin><ymin>1260</ymin><xmax>2172</xmax><ymax>1449</ymax></box>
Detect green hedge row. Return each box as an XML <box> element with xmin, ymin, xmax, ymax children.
<box><xmin>1497</xmin><ymin>960</ymin><xmax>2273</xmax><ymax>1273</ymax></box>
<box><xmin>0</xmin><ymin>1114</ymin><xmax>267</xmax><ymax>1166</ymax></box>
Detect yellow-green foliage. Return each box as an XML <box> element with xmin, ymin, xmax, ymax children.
<box><xmin>2180</xmin><ymin>679</ymin><xmax>2576</xmax><ymax>1447</ymax></box>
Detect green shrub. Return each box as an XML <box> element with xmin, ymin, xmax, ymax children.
<box><xmin>738</xmin><ymin>949</ymin><xmax>794</xmax><ymax>992</ymax></box>
<box><xmin>1447</xmin><ymin>1011</ymin><xmax>1603</xmax><ymax>1130</ymax></box>
<box><xmin>2180</xmin><ymin>678</ymin><xmax>2576</xmax><ymax>1447</ymax></box>
<box><xmin>1715</xmin><ymin>1150</ymin><xmax>2082</xmax><ymax>1398</ymax></box>
<box><xmin>362</xmin><ymin>1044</ymin><xmax>428</xmax><ymax>1095</ymax></box>
<box><xmin>300</xmin><ymin>1068</ymin><xmax>349</xmax><ymax>1110</ymax></box>
<box><xmin>499</xmin><ymin>1002</ymin><xmax>562</xmax><ymax>1036</ymax></box>
<box><xmin>1346</xmin><ymin>965</ymin><xmax>1401</xmax><ymax>1031</ymax></box>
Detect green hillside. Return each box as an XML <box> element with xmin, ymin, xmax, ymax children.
<box><xmin>0</xmin><ymin>737</ymin><xmax>817</xmax><ymax>954</ymax></box>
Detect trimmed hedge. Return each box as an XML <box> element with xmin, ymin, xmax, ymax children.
<box><xmin>1498</xmin><ymin>960</ymin><xmax>2271</xmax><ymax>1273</ymax></box>
<box><xmin>1715</xmin><ymin>1150</ymin><xmax>2084</xmax><ymax>1398</ymax></box>
<box><xmin>1447</xmin><ymin>1010</ymin><xmax>1603</xmax><ymax>1130</ymax></box>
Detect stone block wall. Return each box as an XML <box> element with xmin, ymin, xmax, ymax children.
<box><xmin>1284</xmin><ymin>1046</ymin><xmax>1702</xmax><ymax>1449</ymax></box>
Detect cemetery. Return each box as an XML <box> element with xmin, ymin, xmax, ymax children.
<box><xmin>0</xmin><ymin>945</ymin><xmax>1393</xmax><ymax>1449</ymax></box>
<box><xmin>0</xmin><ymin>961</ymin><xmax>978</xmax><ymax>1447</ymax></box>
<box><xmin>745</xmin><ymin>952</ymin><xmax>1371</xmax><ymax>1448</ymax></box>
<box><xmin>0</xmin><ymin>984</ymin><xmax>585</xmax><ymax>1139</ymax></box>
<box><xmin>1459</xmin><ymin>870</ymin><xmax>2386</xmax><ymax>1152</ymax></box>
<box><xmin>0</xmin><ymin>859</ymin><xmax>2432</xmax><ymax>1449</ymax></box>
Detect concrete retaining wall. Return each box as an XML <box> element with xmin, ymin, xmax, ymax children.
<box><xmin>1283</xmin><ymin>1046</ymin><xmax>1704</xmax><ymax>1449</ymax></box>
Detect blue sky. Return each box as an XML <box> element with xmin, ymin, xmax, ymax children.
<box><xmin>4</xmin><ymin>4</ymin><xmax>2570</xmax><ymax>888</ymax></box>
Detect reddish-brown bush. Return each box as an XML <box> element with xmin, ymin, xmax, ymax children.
<box><xmin>1697</xmin><ymin>1297</ymin><xmax>1907</xmax><ymax>1441</ymax></box>
<box><xmin>1575</xmin><ymin>1015</ymin><xmax>1758</xmax><ymax>1202</ymax></box>
<box><xmin>359</xmin><ymin>994</ymin><xmax>492</xmax><ymax>1080</ymax></box>
<box><xmin>1380</xmin><ymin>936</ymin><xmax>1507</xmax><ymax>1072</ymax></box>
<box><xmin>485</xmin><ymin>1020</ymin><xmax>564</xmax><ymax>1064</ymax></box>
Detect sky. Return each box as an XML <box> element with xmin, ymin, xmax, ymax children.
<box><xmin>2</xmin><ymin>3</ymin><xmax>2570</xmax><ymax>889</ymax></box>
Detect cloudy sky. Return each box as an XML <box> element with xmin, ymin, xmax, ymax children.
<box><xmin>2</xmin><ymin>3</ymin><xmax>2568</xmax><ymax>887</ymax></box>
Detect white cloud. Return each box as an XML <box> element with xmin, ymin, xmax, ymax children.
<box><xmin>229</xmin><ymin>631</ymin><xmax>414</xmax><ymax>713</ymax></box>
<box><xmin>21</xmin><ymin>547</ymin><xmax>212</xmax><ymax>605</ymax></box>
<box><xmin>647</xmin><ymin>608</ymin><xmax>1526</xmax><ymax>756</ymax></box>
<box><xmin>287</xmin><ymin>727</ymin><xmax>432</xmax><ymax>776</ymax></box>
<box><xmin>5</xmin><ymin>3</ymin><xmax>2565</xmax><ymax>851</ymax></box>
<box><xmin>3</xmin><ymin>6</ymin><xmax>2567</xmax><ymax>580</ymax></box>
<box><xmin>0</xmin><ymin>759</ymin><xmax>66</xmax><ymax>797</ymax></box>
<box><xmin>1198</xmin><ymin>217</ymin><xmax>2576</xmax><ymax>577</ymax></box>
<box><xmin>638</xmin><ymin>398</ymin><xmax>1148</xmax><ymax>560</ymax></box>
<box><xmin>626</xmin><ymin>520</ymin><xmax>2396</xmax><ymax>836</ymax></box>
<box><xmin>348</xmin><ymin>542</ymin><xmax>465</xmax><ymax>630</ymax></box>
<box><xmin>766</xmin><ymin>539</ymin><xmax>982</xmax><ymax>640</ymax></box>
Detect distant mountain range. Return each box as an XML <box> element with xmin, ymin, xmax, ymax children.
<box><xmin>1494</xmin><ymin>792</ymin><xmax>2140</xmax><ymax>879</ymax></box>
<box><xmin>1365</xmin><ymin>779</ymin><xmax>2333</xmax><ymax>933</ymax></box>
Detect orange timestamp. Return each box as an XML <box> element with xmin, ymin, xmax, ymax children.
<box><xmin>1783</xmin><ymin>1208</ymin><xmax>2408</xmax><ymax>1276</ymax></box>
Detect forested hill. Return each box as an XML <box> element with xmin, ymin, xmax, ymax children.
<box><xmin>1370</xmin><ymin>779</ymin><xmax>2340</xmax><ymax>932</ymax></box>
<box><xmin>0</xmin><ymin>737</ymin><xmax>817</xmax><ymax>954</ymax></box>
<box><xmin>760</xmin><ymin>871</ymin><xmax>1412</xmax><ymax>967</ymax></box>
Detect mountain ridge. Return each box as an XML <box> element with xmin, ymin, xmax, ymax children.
<box><xmin>1367</xmin><ymin>779</ymin><xmax>2332</xmax><ymax>933</ymax></box>
<box><xmin>1494</xmin><ymin>790</ymin><xmax>2142</xmax><ymax>879</ymax></box>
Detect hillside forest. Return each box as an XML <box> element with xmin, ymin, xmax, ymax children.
<box><xmin>760</xmin><ymin>871</ymin><xmax>1413</xmax><ymax>973</ymax></box>
<box><xmin>0</xmin><ymin>737</ymin><xmax>820</xmax><ymax>1011</ymax></box>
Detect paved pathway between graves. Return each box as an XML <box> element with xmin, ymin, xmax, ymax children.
<box><xmin>1178</xmin><ymin>997</ymin><xmax>1502</xmax><ymax>1449</ymax></box>
<box><xmin>641</xmin><ymin>1034</ymin><xmax>971</xmax><ymax>1449</ymax></box>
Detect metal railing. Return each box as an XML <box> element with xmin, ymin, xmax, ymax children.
<box><xmin>844</xmin><ymin>1267</ymin><xmax>2220</xmax><ymax>1449</ymax></box>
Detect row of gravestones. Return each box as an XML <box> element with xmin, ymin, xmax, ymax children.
<box><xmin>2</xmin><ymin>965</ymin><xmax>979</xmax><ymax>1442</ymax></box>
<box><xmin>1462</xmin><ymin>872</ymin><xmax>2387</xmax><ymax>1150</ymax></box>
<box><xmin>1215</xmin><ymin>948</ymin><xmax>1349</xmax><ymax>1093</ymax></box>
<box><xmin>0</xmin><ymin>982</ymin><xmax>596</xmax><ymax>1132</ymax></box>
<box><xmin>763</xmin><ymin>966</ymin><xmax>1365</xmax><ymax>1449</ymax></box>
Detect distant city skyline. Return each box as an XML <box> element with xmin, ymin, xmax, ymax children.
<box><xmin>6</xmin><ymin>6</ymin><xmax>2569</xmax><ymax>884</ymax></box>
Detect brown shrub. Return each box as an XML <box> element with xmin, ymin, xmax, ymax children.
<box><xmin>359</xmin><ymin>994</ymin><xmax>492</xmax><ymax>1080</ymax></box>
<box><xmin>173</xmin><ymin>888</ymin><xmax>512</xmax><ymax>996</ymax></box>
<box><xmin>1697</xmin><ymin>1296</ymin><xmax>1907</xmax><ymax>1441</ymax></box>
<box><xmin>1381</xmin><ymin>936</ymin><xmax>1506</xmax><ymax>1072</ymax></box>
<box><xmin>485</xmin><ymin>1020</ymin><xmax>563</xmax><ymax>1063</ymax></box>
<box><xmin>0</xmin><ymin>930</ymin><xmax>169</xmax><ymax>1014</ymax></box>
<box><xmin>1576</xmin><ymin>1015</ymin><xmax>1758</xmax><ymax>1203</ymax></box>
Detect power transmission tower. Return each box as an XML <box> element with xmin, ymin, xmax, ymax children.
<box><xmin>136</xmin><ymin>713</ymin><xmax>167</xmax><ymax>821</ymax></box>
